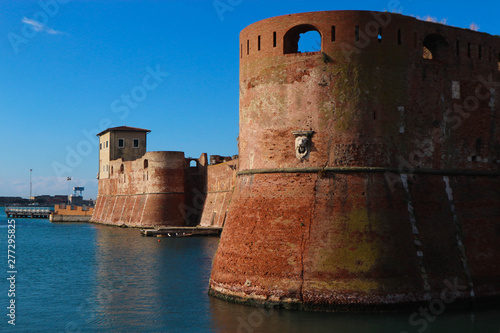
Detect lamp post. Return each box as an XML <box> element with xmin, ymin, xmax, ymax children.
<box><xmin>30</xmin><ymin>169</ymin><xmax>32</xmax><ymax>202</ymax></box>
<box><xmin>67</xmin><ymin>177</ymin><xmax>71</xmax><ymax>204</ymax></box>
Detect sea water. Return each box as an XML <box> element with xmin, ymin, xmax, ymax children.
<box><xmin>0</xmin><ymin>207</ymin><xmax>498</xmax><ymax>332</ymax></box>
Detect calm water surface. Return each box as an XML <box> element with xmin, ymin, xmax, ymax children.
<box><xmin>0</xmin><ymin>207</ymin><xmax>498</xmax><ymax>332</ymax></box>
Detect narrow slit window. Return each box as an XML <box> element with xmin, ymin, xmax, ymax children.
<box><xmin>355</xmin><ymin>25</ymin><xmax>360</xmax><ymax>42</ymax></box>
<box><xmin>273</xmin><ymin>31</ymin><xmax>277</xmax><ymax>47</ymax></box>
<box><xmin>456</xmin><ymin>41</ymin><xmax>460</xmax><ymax>56</ymax></box>
<box><xmin>258</xmin><ymin>35</ymin><xmax>261</xmax><ymax>51</ymax></box>
<box><xmin>378</xmin><ymin>27</ymin><xmax>382</xmax><ymax>42</ymax></box>
<box><xmin>240</xmin><ymin>44</ymin><xmax>242</xmax><ymax>58</ymax></box>
<box><xmin>468</xmin><ymin>43</ymin><xmax>471</xmax><ymax>58</ymax></box>
<box><xmin>247</xmin><ymin>40</ymin><xmax>249</xmax><ymax>55</ymax></box>
<box><xmin>398</xmin><ymin>29</ymin><xmax>402</xmax><ymax>45</ymax></box>
<box><xmin>414</xmin><ymin>32</ymin><xmax>418</xmax><ymax>48</ymax></box>
<box><xmin>331</xmin><ymin>26</ymin><xmax>336</xmax><ymax>42</ymax></box>
<box><xmin>478</xmin><ymin>45</ymin><xmax>482</xmax><ymax>60</ymax></box>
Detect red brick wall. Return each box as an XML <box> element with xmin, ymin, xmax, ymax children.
<box><xmin>91</xmin><ymin>151</ymin><xmax>187</xmax><ymax>227</ymax></box>
<box><xmin>210</xmin><ymin>10</ymin><xmax>500</xmax><ymax>310</ymax></box>
<box><xmin>199</xmin><ymin>159</ymin><xmax>238</xmax><ymax>227</ymax></box>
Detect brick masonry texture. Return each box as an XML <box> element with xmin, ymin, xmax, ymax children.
<box><xmin>92</xmin><ymin>151</ymin><xmax>189</xmax><ymax>227</ymax></box>
<box><xmin>199</xmin><ymin>159</ymin><xmax>239</xmax><ymax>227</ymax></box>
<box><xmin>91</xmin><ymin>149</ymin><xmax>238</xmax><ymax>228</ymax></box>
<box><xmin>208</xmin><ymin>10</ymin><xmax>500</xmax><ymax>311</ymax></box>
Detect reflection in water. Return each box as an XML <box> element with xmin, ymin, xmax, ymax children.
<box><xmin>89</xmin><ymin>225</ymin><xmax>220</xmax><ymax>331</ymax></box>
<box><xmin>209</xmin><ymin>296</ymin><xmax>500</xmax><ymax>333</ymax></box>
<box><xmin>0</xmin><ymin>208</ymin><xmax>498</xmax><ymax>332</ymax></box>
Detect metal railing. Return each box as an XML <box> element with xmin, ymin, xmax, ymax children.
<box><xmin>5</xmin><ymin>206</ymin><xmax>54</xmax><ymax>214</ymax></box>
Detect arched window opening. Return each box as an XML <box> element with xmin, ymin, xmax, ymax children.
<box><xmin>190</xmin><ymin>160</ymin><xmax>197</xmax><ymax>168</ymax></box>
<box><xmin>284</xmin><ymin>24</ymin><xmax>321</xmax><ymax>54</ymax></box>
<box><xmin>423</xmin><ymin>34</ymin><xmax>449</xmax><ymax>62</ymax></box>
<box><xmin>144</xmin><ymin>159</ymin><xmax>148</xmax><ymax>169</ymax></box>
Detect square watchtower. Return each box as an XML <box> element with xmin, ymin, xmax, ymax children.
<box><xmin>96</xmin><ymin>126</ymin><xmax>150</xmax><ymax>179</ymax></box>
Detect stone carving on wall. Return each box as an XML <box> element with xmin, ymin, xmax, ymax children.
<box><xmin>292</xmin><ymin>131</ymin><xmax>314</xmax><ymax>161</ymax></box>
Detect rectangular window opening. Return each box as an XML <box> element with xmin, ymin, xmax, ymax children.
<box><xmin>133</xmin><ymin>139</ymin><xmax>139</xmax><ymax>148</ymax></box>
<box><xmin>118</xmin><ymin>138</ymin><xmax>124</xmax><ymax>148</ymax></box>
<box><xmin>106</xmin><ymin>141</ymin><xmax>108</xmax><ymax>148</ymax></box>
<box><xmin>99</xmin><ymin>143</ymin><xmax>102</xmax><ymax>150</ymax></box>
<box><xmin>355</xmin><ymin>26</ymin><xmax>360</xmax><ymax>42</ymax></box>
<box><xmin>258</xmin><ymin>35</ymin><xmax>261</xmax><ymax>51</ymax></box>
<box><xmin>397</xmin><ymin>29</ymin><xmax>402</xmax><ymax>45</ymax></box>
<box><xmin>273</xmin><ymin>31</ymin><xmax>277</xmax><ymax>48</ymax></box>
<box><xmin>331</xmin><ymin>26</ymin><xmax>336</xmax><ymax>42</ymax></box>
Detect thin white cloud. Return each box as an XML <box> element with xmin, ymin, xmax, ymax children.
<box><xmin>21</xmin><ymin>17</ymin><xmax>64</xmax><ymax>35</ymax></box>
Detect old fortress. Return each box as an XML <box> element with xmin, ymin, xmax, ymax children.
<box><xmin>92</xmin><ymin>11</ymin><xmax>500</xmax><ymax>311</ymax></box>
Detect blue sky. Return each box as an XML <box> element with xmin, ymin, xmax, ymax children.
<box><xmin>0</xmin><ymin>0</ymin><xmax>498</xmax><ymax>199</ymax></box>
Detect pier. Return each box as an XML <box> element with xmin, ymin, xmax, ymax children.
<box><xmin>5</xmin><ymin>206</ymin><xmax>54</xmax><ymax>219</ymax></box>
<box><xmin>141</xmin><ymin>226</ymin><xmax>222</xmax><ymax>237</ymax></box>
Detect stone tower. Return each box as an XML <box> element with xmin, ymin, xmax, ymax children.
<box><xmin>97</xmin><ymin>126</ymin><xmax>150</xmax><ymax>179</ymax></box>
<box><xmin>209</xmin><ymin>10</ymin><xmax>500</xmax><ymax>310</ymax></box>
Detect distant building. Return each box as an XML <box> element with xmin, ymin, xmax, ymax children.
<box><xmin>91</xmin><ymin>126</ymin><xmax>237</xmax><ymax>227</ymax></box>
<box><xmin>97</xmin><ymin>126</ymin><xmax>150</xmax><ymax>179</ymax></box>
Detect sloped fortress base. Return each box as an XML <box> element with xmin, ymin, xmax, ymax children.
<box><xmin>208</xmin><ymin>10</ymin><xmax>500</xmax><ymax>310</ymax></box>
<box><xmin>209</xmin><ymin>172</ymin><xmax>500</xmax><ymax>311</ymax></box>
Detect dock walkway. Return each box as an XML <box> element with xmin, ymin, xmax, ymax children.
<box><xmin>141</xmin><ymin>226</ymin><xmax>222</xmax><ymax>237</ymax></box>
<box><xmin>5</xmin><ymin>206</ymin><xmax>54</xmax><ymax>218</ymax></box>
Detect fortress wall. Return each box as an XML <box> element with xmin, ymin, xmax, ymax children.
<box><xmin>91</xmin><ymin>151</ymin><xmax>187</xmax><ymax>227</ymax></box>
<box><xmin>199</xmin><ymin>159</ymin><xmax>239</xmax><ymax>227</ymax></box>
<box><xmin>210</xmin><ymin>11</ymin><xmax>500</xmax><ymax>310</ymax></box>
<box><xmin>238</xmin><ymin>11</ymin><xmax>500</xmax><ymax>172</ymax></box>
<box><xmin>184</xmin><ymin>153</ymin><xmax>209</xmax><ymax>226</ymax></box>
